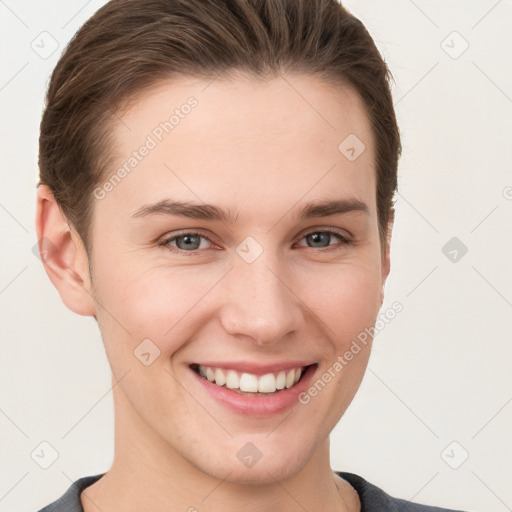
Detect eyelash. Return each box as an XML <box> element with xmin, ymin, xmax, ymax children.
<box><xmin>158</xmin><ymin>229</ymin><xmax>352</xmax><ymax>256</ymax></box>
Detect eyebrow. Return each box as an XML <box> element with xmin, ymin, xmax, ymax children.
<box><xmin>131</xmin><ymin>197</ymin><xmax>370</xmax><ymax>223</ymax></box>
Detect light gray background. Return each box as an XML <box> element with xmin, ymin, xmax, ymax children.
<box><xmin>1</xmin><ymin>1</ymin><xmax>511</xmax><ymax>511</ymax></box>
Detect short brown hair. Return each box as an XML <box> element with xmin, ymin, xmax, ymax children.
<box><xmin>38</xmin><ymin>0</ymin><xmax>402</xmax><ymax>256</ymax></box>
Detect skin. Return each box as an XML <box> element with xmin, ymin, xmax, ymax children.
<box><xmin>36</xmin><ymin>73</ymin><xmax>393</xmax><ymax>512</ymax></box>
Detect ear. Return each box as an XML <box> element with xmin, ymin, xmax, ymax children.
<box><xmin>380</xmin><ymin>208</ymin><xmax>394</xmax><ymax>302</ymax></box>
<box><xmin>35</xmin><ymin>184</ymin><xmax>96</xmax><ymax>317</ymax></box>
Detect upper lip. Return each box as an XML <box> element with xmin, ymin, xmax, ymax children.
<box><xmin>190</xmin><ymin>361</ymin><xmax>316</xmax><ymax>375</ymax></box>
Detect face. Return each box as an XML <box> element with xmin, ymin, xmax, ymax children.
<box><xmin>85</xmin><ymin>74</ymin><xmax>390</xmax><ymax>483</ymax></box>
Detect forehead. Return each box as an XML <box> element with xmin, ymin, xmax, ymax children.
<box><xmin>98</xmin><ymin>73</ymin><xmax>377</xmax><ymax>221</ymax></box>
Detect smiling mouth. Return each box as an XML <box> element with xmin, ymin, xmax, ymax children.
<box><xmin>189</xmin><ymin>363</ymin><xmax>316</xmax><ymax>395</ymax></box>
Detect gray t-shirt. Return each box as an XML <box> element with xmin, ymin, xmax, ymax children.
<box><xmin>36</xmin><ymin>471</ymin><xmax>468</xmax><ymax>511</ymax></box>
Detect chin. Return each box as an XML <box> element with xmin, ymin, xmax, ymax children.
<box><xmin>209</xmin><ymin>459</ymin><xmax>305</xmax><ymax>486</ymax></box>
<box><xmin>189</xmin><ymin>437</ymin><xmax>312</xmax><ymax>485</ymax></box>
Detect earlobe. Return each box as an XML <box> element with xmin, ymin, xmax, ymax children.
<box><xmin>35</xmin><ymin>184</ymin><xmax>96</xmax><ymax>317</ymax></box>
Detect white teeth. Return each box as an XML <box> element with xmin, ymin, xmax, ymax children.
<box><xmin>195</xmin><ymin>365</ymin><xmax>306</xmax><ymax>393</ymax></box>
<box><xmin>239</xmin><ymin>373</ymin><xmax>259</xmax><ymax>392</ymax></box>
<box><xmin>225</xmin><ymin>369</ymin><xmax>240</xmax><ymax>389</ymax></box>
<box><xmin>275</xmin><ymin>371</ymin><xmax>286</xmax><ymax>390</ymax></box>
<box><xmin>285</xmin><ymin>369</ymin><xmax>295</xmax><ymax>388</ymax></box>
<box><xmin>214</xmin><ymin>368</ymin><xmax>226</xmax><ymax>386</ymax></box>
<box><xmin>258</xmin><ymin>373</ymin><xmax>277</xmax><ymax>393</ymax></box>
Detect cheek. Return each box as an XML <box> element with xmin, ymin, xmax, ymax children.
<box><xmin>94</xmin><ymin>263</ymin><xmax>223</xmax><ymax>356</ymax></box>
<box><xmin>300</xmin><ymin>261</ymin><xmax>382</xmax><ymax>338</ymax></box>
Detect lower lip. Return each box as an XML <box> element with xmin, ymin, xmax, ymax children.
<box><xmin>189</xmin><ymin>364</ymin><xmax>318</xmax><ymax>417</ymax></box>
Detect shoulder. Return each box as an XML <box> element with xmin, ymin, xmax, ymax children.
<box><xmin>336</xmin><ymin>471</ymin><xmax>471</xmax><ymax>512</ymax></box>
<box><xmin>35</xmin><ymin>474</ymin><xmax>105</xmax><ymax>512</ymax></box>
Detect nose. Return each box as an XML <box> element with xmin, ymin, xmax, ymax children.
<box><xmin>219</xmin><ymin>247</ymin><xmax>305</xmax><ymax>347</ymax></box>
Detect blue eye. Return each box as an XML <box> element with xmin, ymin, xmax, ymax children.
<box><xmin>297</xmin><ymin>230</ymin><xmax>351</xmax><ymax>251</ymax></box>
<box><xmin>159</xmin><ymin>229</ymin><xmax>351</xmax><ymax>255</ymax></box>
<box><xmin>161</xmin><ymin>233</ymin><xmax>212</xmax><ymax>253</ymax></box>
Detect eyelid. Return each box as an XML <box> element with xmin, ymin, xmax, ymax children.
<box><xmin>158</xmin><ymin>230</ymin><xmax>217</xmax><ymax>253</ymax></box>
<box><xmin>159</xmin><ymin>227</ymin><xmax>353</xmax><ymax>254</ymax></box>
<box><xmin>294</xmin><ymin>228</ymin><xmax>352</xmax><ymax>252</ymax></box>
<box><xmin>296</xmin><ymin>226</ymin><xmax>352</xmax><ymax>243</ymax></box>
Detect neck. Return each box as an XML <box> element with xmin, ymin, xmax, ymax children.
<box><xmin>81</xmin><ymin>381</ymin><xmax>359</xmax><ymax>512</ymax></box>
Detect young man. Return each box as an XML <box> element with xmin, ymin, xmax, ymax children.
<box><xmin>34</xmin><ymin>0</ymin><xmax>468</xmax><ymax>510</ymax></box>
